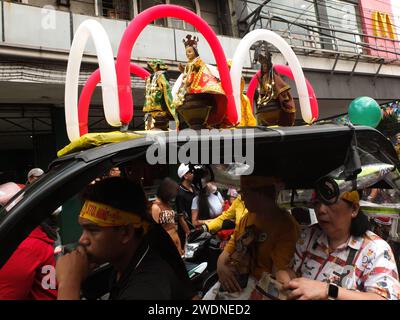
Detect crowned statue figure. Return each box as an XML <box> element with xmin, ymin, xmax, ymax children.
<box><xmin>172</xmin><ymin>35</ymin><xmax>227</xmax><ymax>129</ymax></box>
<box><xmin>255</xmin><ymin>42</ymin><xmax>296</xmax><ymax>127</ymax></box>
<box><xmin>143</xmin><ymin>59</ymin><xmax>178</xmax><ymax>130</ymax></box>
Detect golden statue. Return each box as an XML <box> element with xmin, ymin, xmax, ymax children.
<box><xmin>255</xmin><ymin>43</ymin><xmax>296</xmax><ymax>126</ymax></box>
<box><xmin>143</xmin><ymin>59</ymin><xmax>178</xmax><ymax>130</ymax></box>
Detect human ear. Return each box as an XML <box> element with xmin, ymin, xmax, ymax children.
<box><xmin>351</xmin><ymin>203</ymin><xmax>360</xmax><ymax>218</ymax></box>
<box><xmin>120</xmin><ymin>224</ymin><xmax>135</xmax><ymax>245</ymax></box>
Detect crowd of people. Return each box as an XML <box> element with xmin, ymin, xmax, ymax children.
<box><xmin>0</xmin><ymin>161</ymin><xmax>399</xmax><ymax>301</ymax></box>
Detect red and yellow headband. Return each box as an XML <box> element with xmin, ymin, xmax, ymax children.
<box><xmin>80</xmin><ymin>200</ymin><xmax>150</xmax><ymax>232</ymax></box>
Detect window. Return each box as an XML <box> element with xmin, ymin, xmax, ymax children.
<box><xmin>139</xmin><ymin>0</ymin><xmax>167</xmax><ymax>26</ymax></box>
<box><xmin>102</xmin><ymin>0</ymin><xmax>131</xmax><ymax>20</ymax></box>
<box><xmin>169</xmin><ymin>0</ymin><xmax>196</xmax><ymax>31</ymax></box>
<box><xmin>324</xmin><ymin>0</ymin><xmax>363</xmax><ymax>53</ymax></box>
<box><xmin>57</xmin><ymin>0</ymin><xmax>70</xmax><ymax>6</ymax></box>
<box><xmin>200</xmin><ymin>0</ymin><xmax>222</xmax><ymax>34</ymax></box>
<box><xmin>243</xmin><ymin>0</ymin><xmax>320</xmax><ymax>48</ymax></box>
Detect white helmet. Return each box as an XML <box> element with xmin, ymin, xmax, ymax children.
<box><xmin>177</xmin><ymin>163</ymin><xmax>190</xmax><ymax>179</ymax></box>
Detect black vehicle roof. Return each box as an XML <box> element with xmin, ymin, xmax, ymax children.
<box><xmin>50</xmin><ymin>124</ymin><xmax>399</xmax><ymax>189</ymax></box>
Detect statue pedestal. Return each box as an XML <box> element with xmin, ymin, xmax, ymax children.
<box><xmin>177</xmin><ymin>93</ymin><xmax>214</xmax><ymax>130</ymax></box>
<box><xmin>256</xmin><ymin>105</ymin><xmax>281</xmax><ymax>126</ymax></box>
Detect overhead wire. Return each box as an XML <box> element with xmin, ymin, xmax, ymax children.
<box><xmin>242</xmin><ymin>0</ymin><xmax>400</xmax><ymax>38</ymax></box>
<box><xmin>240</xmin><ymin>0</ymin><xmax>400</xmax><ymax>56</ymax></box>
<box><xmin>304</xmin><ymin>0</ymin><xmax>400</xmax><ymax>37</ymax></box>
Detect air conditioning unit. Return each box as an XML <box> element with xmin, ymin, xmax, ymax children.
<box><xmin>57</xmin><ymin>0</ymin><xmax>70</xmax><ymax>6</ymax></box>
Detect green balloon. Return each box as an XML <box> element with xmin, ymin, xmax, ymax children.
<box><xmin>348</xmin><ymin>96</ymin><xmax>382</xmax><ymax>128</ymax></box>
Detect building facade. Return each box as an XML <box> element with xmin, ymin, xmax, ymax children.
<box><xmin>0</xmin><ymin>0</ymin><xmax>399</xmax><ymax>183</ymax></box>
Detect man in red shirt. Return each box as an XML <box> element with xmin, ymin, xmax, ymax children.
<box><xmin>0</xmin><ymin>226</ymin><xmax>57</xmax><ymax>299</ymax></box>
<box><xmin>0</xmin><ymin>178</ymin><xmax>58</xmax><ymax>300</ymax></box>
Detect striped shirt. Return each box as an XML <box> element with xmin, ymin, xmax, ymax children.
<box><xmin>292</xmin><ymin>225</ymin><xmax>400</xmax><ymax>300</ymax></box>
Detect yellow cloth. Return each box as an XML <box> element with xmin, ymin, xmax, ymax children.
<box><xmin>239</xmin><ymin>94</ymin><xmax>257</xmax><ymax>127</ymax></box>
<box><xmin>224</xmin><ymin>209</ymin><xmax>300</xmax><ymax>280</ymax></box>
<box><xmin>80</xmin><ymin>200</ymin><xmax>150</xmax><ymax>232</ymax></box>
<box><xmin>206</xmin><ymin>196</ymin><xmax>248</xmax><ymax>233</ymax></box>
<box><xmin>226</xmin><ymin>59</ymin><xmax>256</xmax><ymax>127</ymax></box>
<box><xmin>57</xmin><ymin>131</ymin><xmax>144</xmax><ymax>157</ymax></box>
<box><xmin>341</xmin><ymin>191</ymin><xmax>360</xmax><ymax>204</ymax></box>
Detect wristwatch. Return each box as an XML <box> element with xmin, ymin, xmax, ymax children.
<box><xmin>327</xmin><ymin>282</ymin><xmax>339</xmax><ymax>300</ymax></box>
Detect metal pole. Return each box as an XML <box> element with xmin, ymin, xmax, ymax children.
<box><xmin>95</xmin><ymin>0</ymin><xmax>99</xmax><ymax>16</ymax></box>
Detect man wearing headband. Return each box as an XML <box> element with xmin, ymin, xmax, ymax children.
<box><xmin>277</xmin><ymin>190</ymin><xmax>400</xmax><ymax>300</ymax></box>
<box><xmin>210</xmin><ymin>175</ymin><xmax>300</xmax><ymax>298</ymax></box>
<box><xmin>56</xmin><ymin>177</ymin><xmax>194</xmax><ymax>300</ymax></box>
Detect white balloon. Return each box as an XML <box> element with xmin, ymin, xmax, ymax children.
<box><xmin>172</xmin><ymin>73</ymin><xmax>184</xmax><ymax>100</ymax></box>
<box><xmin>231</xmin><ymin>29</ymin><xmax>313</xmax><ymax>124</ymax></box>
<box><xmin>65</xmin><ymin>19</ymin><xmax>119</xmax><ymax>142</ymax></box>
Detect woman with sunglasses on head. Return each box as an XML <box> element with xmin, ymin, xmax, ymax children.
<box><xmin>277</xmin><ymin>189</ymin><xmax>400</xmax><ymax>300</ymax></box>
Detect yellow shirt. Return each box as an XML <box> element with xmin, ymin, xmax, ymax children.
<box><xmin>206</xmin><ymin>196</ymin><xmax>247</xmax><ymax>233</ymax></box>
<box><xmin>225</xmin><ymin>209</ymin><xmax>300</xmax><ymax>280</ymax></box>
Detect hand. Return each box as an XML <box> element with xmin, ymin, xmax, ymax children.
<box><xmin>217</xmin><ymin>261</ymin><xmax>242</xmax><ymax>293</ymax></box>
<box><xmin>56</xmin><ymin>245</ymin><xmax>89</xmax><ymax>288</ymax></box>
<box><xmin>283</xmin><ymin>277</ymin><xmax>328</xmax><ymax>300</ymax></box>
<box><xmin>178</xmin><ymin>63</ymin><xmax>185</xmax><ymax>73</ymax></box>
<box><xmin>275</xmin><ymin>269</ymin><xmax>293</xmax><ymax>286</ymax></box>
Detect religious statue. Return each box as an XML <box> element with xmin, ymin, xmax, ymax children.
<box><xmin>173</xmin><ymin>35</ymin><xmax>227</xmax><ymax>129</ymax></box>
<box><xmin>143</xmin><ymin>59</ymin><xmax>178</xmax><ymax>130</ymax></box>
<box><xmin>255</xmin><ymin>43</ymin><xmax>296</xmax><ymax>126</ymax></box>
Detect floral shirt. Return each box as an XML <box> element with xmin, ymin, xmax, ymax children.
<box><xmin>292</xmin><ymin>225</ymin><xmax>400</xmax><ymax>300</ymax></box>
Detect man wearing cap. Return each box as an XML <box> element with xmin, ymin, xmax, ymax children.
<box><xmin>176</xmin><ymin>164</ymin><xmax>196</xmax><ymax>246</ymax></box>
<box><xmin>278</xmin><ymin>190</ymin><xmax>400</xmax><ymax>300</ymax></box>
<box><xmin>27</xmin><ymin>168</ymin><xmax>44</xmax><ymax>185</ymax></box>
<box><xmin>214</xmin><ymin>175</ymin><xmax>300</xmax><ymax>297</ymax></box>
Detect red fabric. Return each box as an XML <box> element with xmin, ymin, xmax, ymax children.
<box><xmin>217</xmin><ymin>229</ymin><xmax>235</xmax><ymax>241</ymax></box>
<box><xmin>0</xmin><ymin>226</ymin><xmax>57</xmax><ymax>300</ymax></box>
<box><xmin>374</xmin><ymin>217</ymin><xmax>392</xmax><ymax>226</ymax></box>
<box><xmin>223</xmin><ymin>200</ymin><xmax>230</xmax><ymax>212</ymax></box>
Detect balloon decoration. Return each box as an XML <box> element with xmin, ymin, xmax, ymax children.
<box><xmin>246</xmin><ymin>65</ymin><xmax>319</xmax><ymax>121</ymax></box>
<box><xmin>65</xmin><ymin>19</ymin><xmax>119</xmax><ymax>142</ymax></box>
<box><xmin>78</xmin><ymin>64</ymin><xmax>150</xmax><ymax>136</ymax></box>
<box><xmin>231</xmin><ymin>29</ymin><xmax>315</xmax><ymax>124</ymax></box>
<box><xmin>348</xmin><ymin>96</ymin><xmax>382</xmax><ymax>128</ymax></box>
<box><xmin>64</xmin><ymin>5</ymin><xmax>321</xmax><ymax>142</ymax></box>
<box><xmin>115</xmin><ymin>4</ymin><xmax>236</xmax><ymax>126</ymax></box>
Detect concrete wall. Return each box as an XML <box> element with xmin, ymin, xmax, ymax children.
<box><xmin>3</xmin><ymin>2</ymin><xmax>70</xmax><ymax>49</ymax></box>
<box><xmin>1</xmin><ymin>1</ymin><xmax>400</xmax><ymax>118</ymax></box>
<box><xmin>0</xmin><ymin>2</ymin><xmax>252</xmax><ymax>66</ymax></box>
<box><xmin>16</xmin><ymin>0</ymin><xmax>95</xmax><ymax>15</ymax></box>
<box><xmin>72</xmin><ymin>13</ymin><xmax>126</xmax><ymax>55</ymax></box>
